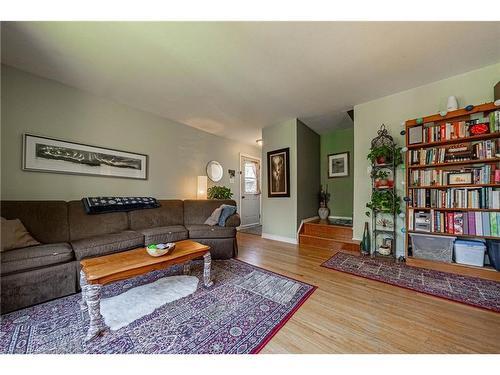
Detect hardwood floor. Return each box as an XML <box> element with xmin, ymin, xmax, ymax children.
<box><xmin>236</xmin><ymin>232</ymin><xmax>500</xmax><ymax>353</ymax></box>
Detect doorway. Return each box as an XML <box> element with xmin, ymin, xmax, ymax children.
<box><xmin>239</xmin><ymin>154</ymin><xmax>261</xmax><ymax>229</ymax></box>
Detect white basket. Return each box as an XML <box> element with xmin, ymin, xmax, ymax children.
<box><xmin>410</xmin><ymin>233</ymin><xmax>455</xmax><ymax>263</ymax></box>
<box><xmin>454</xmin><ymin>240</ymin><xmax>486</xmax><ymax>267</ymax></box>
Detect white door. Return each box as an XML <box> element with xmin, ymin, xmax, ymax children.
<box><xmin>240</xmin><ymin>155</ymin><xmax>261</xmax><ymax>227</ymax></box>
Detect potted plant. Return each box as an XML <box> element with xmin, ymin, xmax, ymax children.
<box><xmin>372</xmin><ymin>170</ymin><xmax>393</xmax><ymax>189</ymax></box>
<box><xmin>207</xmin><ymin>186</ymin><xmax>233</xmax><ymax>200</ymax></box>
<box><xmin>365</xmin><ymin>190</ymin><xmax>401</xmax><ymax>217</ymax></box>
<box><xmin>318</xmin><ymin>185</ymin><xmax>331</xmax><ymax>220</ymax></box>
<box><xmin>367</xmin><ymin>145</ymin><xmax>403</xmax><ymax>166</ymax></box>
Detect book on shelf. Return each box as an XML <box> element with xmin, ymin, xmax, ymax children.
<box><xmin>410</xmin><ymin>187</ymin><xmax>500</xmax><ymax>209</ymax></box>
<box><xmin>409</xmin><ymin>139</ymin><xmax>500</xmax><ymax>166</ymax></box>
<box><xmin>409</xmin><ymin>165</ymin><xmax>495</xmax><ymax>186</ymax></box>
<box><xmin>408</xmin><ymin>209</ymin><xmax>500</xmax><ymax>237</ymax></box>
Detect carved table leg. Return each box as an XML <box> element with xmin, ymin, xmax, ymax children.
<box><xmin>183</xmin><ymin>261</ymin><xmax>191</xmax><ymax>275</ymax></box>
<box><xmin>83</xmin><ymin>283</ymin><xmax>106</xmax><ymax>341</ymax></box>
<box><xmin>79</xmin><ymin>270</ymin><xmax>88</xmax><ymax>311</ymax></box>
<box><xmin>203</xmin><ymin>252</ymin><xmax>214</xmax><ymax>287</ymax></box>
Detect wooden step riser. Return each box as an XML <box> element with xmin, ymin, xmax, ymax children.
<box><xmin>303</xmin><ymin>224</ymin><xmax>353</xmax><ymax>240</ymax></box>
<box><xmin>299</xmin><ymin>235</ymin><xmax>360</xmax><ymax>252</ymax></box>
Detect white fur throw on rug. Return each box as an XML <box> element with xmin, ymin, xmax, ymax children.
<box><xmin>100</xmin><ymin>275</ymin><xmax>199</xmax><ymax>331</ymax></box>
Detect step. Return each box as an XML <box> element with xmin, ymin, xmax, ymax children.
<box><xmin>299</xmin><ymin>234</ymin><xmax>360</xmax><ymax>252</ymax></box>
<box><xmin>303</xmin><ymin>222</ymin><xmax>353</xmax><ymax>240</ymax></box>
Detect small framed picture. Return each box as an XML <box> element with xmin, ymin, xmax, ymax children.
<box><xmin>447</xmin><ymin>172</ymin><xmax>473</xmax><ymax>185</ymax></box>
<box><xmin>408</xmin><ymin>125</ymin><xmax>423</xmax><ymax>145</ymax></box>
<box><xmin>328</xmin><ymin>152</ymin><xmax>349</xmax><ymax>178</ymax></box>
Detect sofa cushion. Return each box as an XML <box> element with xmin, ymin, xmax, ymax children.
<box><xmin>129</xmin><ymin>200</ymin><xmax>184</xmax><ymax>230</ymax></box>
<box><xmin>0</xmin><ymin>201</ymin><xmax>69</xmax><ymax>243</ymax></box>
<box><xmin>71</xmin><ymin>231</ymin><xmax>144</xmax><ymax>260</ymax></box>
<box><xmin>184</xmin><ymin>199</ymin><xmax>237</xmax><ymax>225</ymax></box>
<box><xmin>1</xmin><ymin>243</ymin><xmax>74</xmax><ymax>275</ymax></box>
<box><xmin>68</xmin><ymin>201</ymin><xmax>129</xmax><ymax>241</ymax></box>
<box><xmin>1</xmin><ymin>217</ymin><xmax>41</xmax><ymax>251</ymax></box>
<box><xmin>139</xmin><ymin>225</ymin><xmax>188</xmax><ymax>246</ymax></box>
<box><xmin>186</xmin><ymin>224</ymin><xmax>236</xmax><ymax>239</ymax></box>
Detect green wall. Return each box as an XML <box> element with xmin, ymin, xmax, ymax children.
<box><xmin>1</xmin><ymin>65</ymin><xmax>260</xmax><ymax>202</ymax></box>
<box><xmin>320</xmin><ymin>127</ymin><xmax>354</xmax><ymax>218</ymax></box>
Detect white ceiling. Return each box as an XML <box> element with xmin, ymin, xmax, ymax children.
<box><xmin>2</xmin><ymin>22</ymin><xmax>499</xmax><ymax>144</ymax></box>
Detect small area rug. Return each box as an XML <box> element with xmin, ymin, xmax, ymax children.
<box><xmin>0</xmin><ymin>259</ymin><xmax>315</xmax><ymax>354</ymax></box>
<box><xmin>322</xmin><ymin>252</ymin><xmax>500</xmax><ymax>312</ymax></box>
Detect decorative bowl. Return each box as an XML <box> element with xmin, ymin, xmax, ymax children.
<box><xmin>146</xmin><ymin>243</ymin><xmax>176</xmax><ymax>257</ymax></box>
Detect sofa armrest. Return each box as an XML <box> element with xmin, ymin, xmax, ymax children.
<box><xmin>225</xmin><ymin>213</ymin><xmax>241</xmax><ymax>227</ymax></box>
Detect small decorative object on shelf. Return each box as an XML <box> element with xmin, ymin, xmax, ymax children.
<box><xmin>465</xmin><ymin>104</ymin><xmax>474</xmax><ymax>111</ymax></box>
<box><xmin>318</xmin><ymin>185</ymin><xmax>330</xmax><ymax>220</ymax></box>
<box><xmin>447</xmin><ymin>96</ymin><xmax>459</xmax><ymax>111</ymax></box>
<box><xmin>440</xmin><ymin>111</ymin><xmax>448</xmax><ymax>117</ymax></box>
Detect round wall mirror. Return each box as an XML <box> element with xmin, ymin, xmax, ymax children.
<box><xmin>206</xmin><ymin>161</ymin><xmax>223</xmax><ymax>182</ymax></box>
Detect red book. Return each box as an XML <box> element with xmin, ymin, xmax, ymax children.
<box><xmin>495</xmin><ymin>169</ymin><xmax>500</xmax><ymax>184</ymax></box>
<box><xmin>447</xmin><ymin>213</ymin><xmax>455</xmax><ymax>234</ymax></box>
<box><xmin>440</xmin><ymin>124</ymin><xmax>446</xmax><ymax>140</ymax></box>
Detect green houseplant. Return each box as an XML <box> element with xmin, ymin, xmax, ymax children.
<box><xmin>207</xmin><ymin>186</ymin><xmax>233</xmax><ymax>200</ymax></box>
<box><xmin>365</xmin><ymin>190</ymin><xmax>401</xmax><ymax>217</ymax></box>
<box><xmin>367</xmin><ymin>145</ymin><xmax>403</xmax><ymax>166</ymax></box>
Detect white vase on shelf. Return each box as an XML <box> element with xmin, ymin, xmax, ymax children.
<box><xmin>447</xmin><ymin>96</ymin><xmax>458</xmax><ymax>111</ymax></box>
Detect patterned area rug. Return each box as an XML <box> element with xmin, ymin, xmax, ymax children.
<box><xmin>0</xmin><ymin>259</ymin><xmax>315</xmax><ymax>354</ymax></box>
<box><xmin>322</xmin><ymin>252</ymin><xmax>500</xmax><ymax>312</ymax></box>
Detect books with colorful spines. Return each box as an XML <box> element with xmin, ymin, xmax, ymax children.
<box><xmin>447</xmin><ymin>212</ymin><xmax>454</xmax><ymax>234</ymax></box>
<box><xmin>497</xmin><ymin>213</ymin><xmax>500</xmax><ymax>237</ymax></box>
<box><xmin>482</xmin><ymin>212</ymin><xmax>491</xmax><ymax>236</ymax></box>
<box><xmin>475</xmin><ymin>212</ymin><xmax>483</xmax><ymax>236</ymax></box>
<box><xmin>453</xmin><ymin>213</ymin><xmax>464</xmax><ymax>235</ymax></box>
<box><xmin>491</xmin><ymin>212</ymin><xmax>498</xmax><ymax>237</ymax></box>
<box><xmin>463</xmin><ymin>212</ymin><xmax>469</xmax><ymax>234</ymax></box>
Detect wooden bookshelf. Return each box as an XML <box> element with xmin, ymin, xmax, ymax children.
<box><xmin>404</xmin><ymin>101</ymin><xmax>500</xmax><ymax>280</ymax></box>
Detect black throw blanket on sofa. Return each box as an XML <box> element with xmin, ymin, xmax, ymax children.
<box><xmin>82</xmin><ymin>197</ymin><xmax>160</xmax><ymax>214</ymax></box>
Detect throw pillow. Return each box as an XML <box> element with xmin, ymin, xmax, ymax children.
<box><xmin>204</xmin><ymin>206</ymin><xmax>224</xmax><ymax>226</ymax></box>
<box><xmin>1</xmin><ymin>217</ymin><xmax>40</xmax><ymax>251</ymax></box>
<box><xmin>218</xmin><ymin>205</ymin><xmax>237</xmax><ymax>227</ymax></box>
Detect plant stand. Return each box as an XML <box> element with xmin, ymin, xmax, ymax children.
<box><xmin>368</xmin><ymin>125</ymin><xmax>398</xmax><ymax>259</ymax></box>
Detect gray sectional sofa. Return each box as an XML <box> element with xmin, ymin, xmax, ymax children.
<box><xmin>0</xmin><ymin>199</ymin><xmax>240</xmax><ymax>313</ymax></box>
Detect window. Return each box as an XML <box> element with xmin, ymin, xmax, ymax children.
<box><xmin>243</xmin><ymin>160</ymin><xmax>259</xmax><ymax>194</ymax></box>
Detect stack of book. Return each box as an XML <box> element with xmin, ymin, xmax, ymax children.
<box><xmin>409</xmin><ymin>165</ymin><xmax>495</xmax><ymax>186</ymax></box>
<box><xmin>410</xmin><ymin>187</ymin><xmax>500</xmax><ymax>209</ymax></box>
<box><xmin>409</xmin><ymin>140</ymin><xmax>499</xmax><ymax>166</ymax></box>
<box><xmin>408</xmin><ymin>208</ymin><xmax>500</xmax><ymax>237</ymax></box>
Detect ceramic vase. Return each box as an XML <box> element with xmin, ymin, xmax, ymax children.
<box><xmin>318</xmin><ymin>207</ymin><xmax>330</xmax><ymax>220</ymax></box>
<box><xmin>447</xmin><ymin>96</ymin><xmax>458</xmax><ymax>111</ymax></box>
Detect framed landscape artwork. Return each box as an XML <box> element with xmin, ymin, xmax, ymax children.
<box><xmin>267</xmin><ymin>147</ymin><xmax>290</xmax><ymax>198</ymax></box>
<box><xmin>328</xmin><ymin>152</ymin><xmax>349</xmax><ymax>178</ymax></box>
<box><xmin>22</xmin><ymin>134</ymin><xmax>148</xmax><ymax>180</ymax></box>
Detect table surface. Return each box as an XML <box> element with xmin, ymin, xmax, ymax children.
<box><xmin>80</xmin><ymin>240</ymin><xmax>210</xmax><ymax>284</ymax></box>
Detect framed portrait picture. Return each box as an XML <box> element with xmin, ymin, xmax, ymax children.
<box><xmin>328</xmin><ymin>152</ymin><xmax>349</xmax><ymax>178</ymax></box>
<box><xmin>267</xmin><ymin>147</ymin><xmax>290</xmax><ymax>198</ymax></box>
<box><xmin>23</xmin><ymin>133</ymin><xmax>148</xmax><ymax>180</ymax></box>
<box><xmin>447</xmin><ymin>171</ymin><xmax>473</xmax><ymax>185</ymax></box>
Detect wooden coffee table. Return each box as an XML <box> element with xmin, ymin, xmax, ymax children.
<box><xmin>79</xmin><ymin>240</ymin><xmax>213</xmax><ymax>341</ymax></box>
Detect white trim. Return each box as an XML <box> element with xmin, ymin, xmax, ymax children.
<box><xmin>328</xmin><ymin>215</ymin><xmax>353</xmax><ymax>220</ymax></box>
<box><xmin>297</xmin><ymin>216</ymin><xmax>319</xmax><ymax>235</ymax></box>
<box><xmin>239</xmin><ymin>153</ymin><xmax>262</xmax><ymax>227</ymax></box>
<box><xmin>237</xmin><ymin>223</ymin><xmax>261</xmax><ymax>230</ymax></box>
<box><xmin>261</xmin><ymin>232</ymin><xmax>298</xmax><ymax>244</ymax></box>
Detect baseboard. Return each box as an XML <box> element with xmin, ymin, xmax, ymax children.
<box><xmin>237</xmin><ymin>223</ymin><xmax>261</xmax><ymax>230</ymax></box>
<box><xmin>261</xmin><ymin>232</ymin><xmax>298</xmax><ymax>244</ymax></box>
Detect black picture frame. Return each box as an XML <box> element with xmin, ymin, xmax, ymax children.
<box><xmin>22</xmin><ymin>133</ymin><xmax>148</xmax><ymax>180</ymax></box>
<box><xmin>267</xmin><ymin>147</ymin><xmax>290</xmax><ymax>198</ymax></box>
<box><xmin>328</xmin><ymin>151</ymin><xmax>349</xmax><ymax>178</ymax></box>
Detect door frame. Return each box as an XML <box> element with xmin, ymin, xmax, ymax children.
<box><xmin>239</xmin><ymin>153</ymin><xmax>262</xmax><ymax>229</ymax></box>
